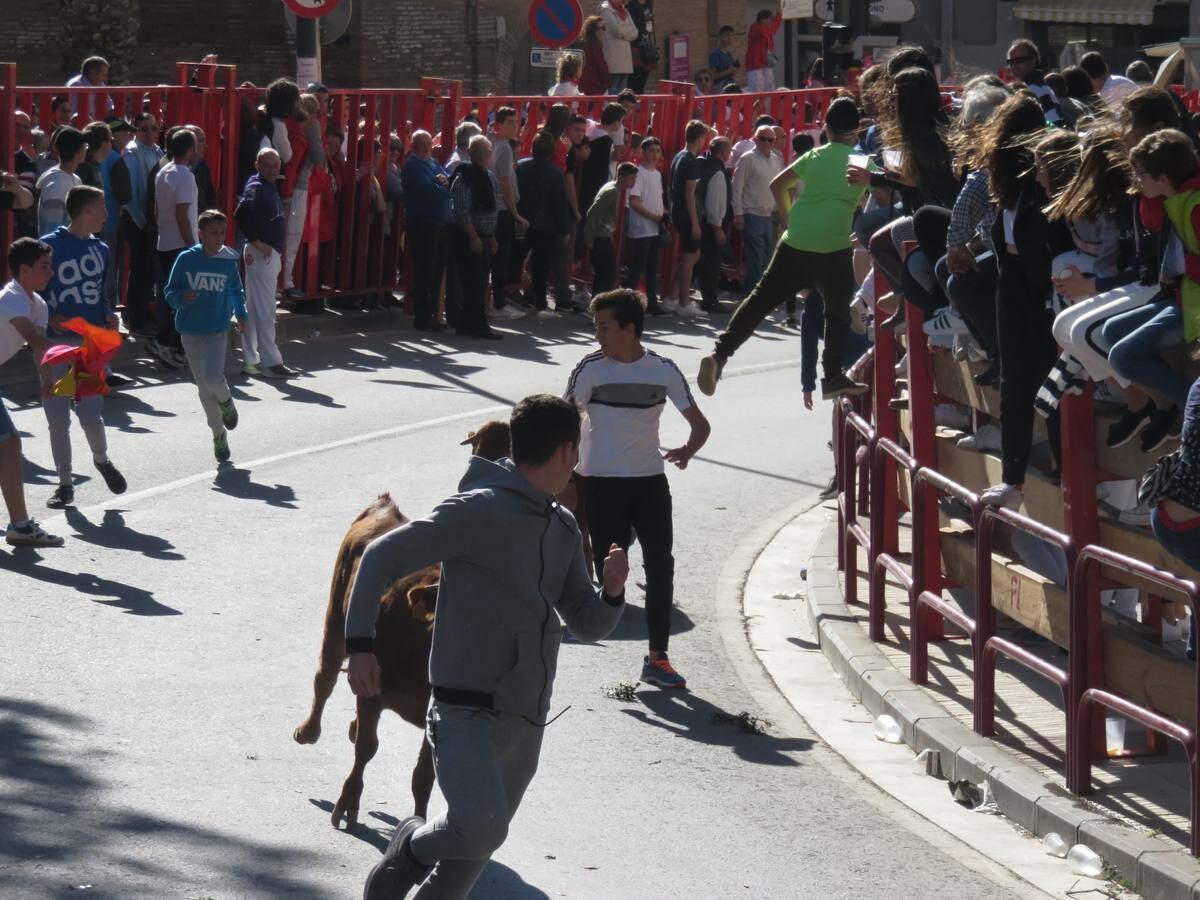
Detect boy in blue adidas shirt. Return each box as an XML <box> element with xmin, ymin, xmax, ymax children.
<box><xmin>40</xmin><ymin>185</ymin><xmax>126</xmax><ymax>508</ymax></box>
<box><xmin>165</xmin><ymin>209</ymin><xmax>247</xmax><ymax>463</ymax></box>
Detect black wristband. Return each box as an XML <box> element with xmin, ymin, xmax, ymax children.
<box><xmin>346</xmin><ymin>636</ymin><xmax>374</xmax><ymax>654</ymax></box>
<box><xmin>602</xmin><ymin>589</ymin><xmax>625</xmax><ymax>608</ymax></box>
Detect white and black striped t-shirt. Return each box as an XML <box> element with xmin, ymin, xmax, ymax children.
<box><xmin>565</xmin><ymin>349</ymin><xmax>695</xmax><ymax>477</ymax></box>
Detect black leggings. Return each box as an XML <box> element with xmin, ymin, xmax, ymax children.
<box><xmin>901</xmin><ymin>205</ymin><xmax>951</xmax><ymax>314</ymax></box>
<box><xmin>581</xmin><ymin>473</ymin><xmax>675</xmax><ymax>653</ymax></box>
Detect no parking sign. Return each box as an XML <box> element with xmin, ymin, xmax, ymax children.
<box><xmin>283</xmin><ymin>0</ymin><xmax>341</xmax><ymax>19</ymax></box>
<box><xmin>528</xmin><ymin>0</ymin><xmax>584</xmax><ymax>49</ymax></box>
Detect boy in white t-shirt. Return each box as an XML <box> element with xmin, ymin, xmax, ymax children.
<box><xmin>0</xmin><ymin>238</ymin><xmax>65</xmax><ymax>547</ymax></box>
<box><xmin>565</xmin><ymin>288</ymin><xmax>711</xmax><ymax>688</ymax></box>
<box><xmin>35</xmin><ymin>126</ymin><xmax>86</xmax><ymax>236</ymax></box>
<box><xmin>621</xmin><ymin>138</ymin><xmax>665</xmax><ymax>314</ymax></box>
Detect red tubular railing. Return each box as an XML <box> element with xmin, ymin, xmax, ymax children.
<box><xmin>869</xmin><ymin>433</ymin><xmax>916</xmax><ymax>642</ymax></box>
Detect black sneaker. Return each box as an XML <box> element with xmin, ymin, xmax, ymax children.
<box><xmin>821</xmin><ymin>372</ymin><xmax>870</xmax><ymax>400</ymax></box>
<box><xmin>1107</xmin><ymin>402</ymin><xmax>1156</xmax><ymax>449</ymax></box>
<box><xmin>973</xmin><ymin>362</ymin><xmax>1000</xmax><ymax>389</ymax></box>
<box><xmin>96</xmin><ymin>460</ymin><xmax>127</xmax><ymax>495</ymax></box>
<box><xmin>818</xmin><ymin>474</ymin><xmax>839</xmax><ymax>500</ymax></box>
<box><xmin>47</xmin><ymin>484</ymin><xmax>74</xmax><ymax>509</ymax></box>
<box><xmin>363</xmin><ymin>816</ymin><xmax>431</xmax><ymax>900</ymax></box>
<box><xmin>1141</xmin><ymin>405</ymin><xmax>1179</xmax><ymax>453</ymax></box>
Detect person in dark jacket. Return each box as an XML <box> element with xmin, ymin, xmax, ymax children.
<box><xmin>400</xmin><ymin>130</ymin><xmax>451</xmax><ymax>332</ymax></box>
<box><xmin>448</xmin><ymin>135</ymin><xmax>502</xmax><ymax>340</ymax></box>
<box><xmin>517</xmin><ymin>132</ymin><xmax>573</xmax><ymax>314</ymax></box>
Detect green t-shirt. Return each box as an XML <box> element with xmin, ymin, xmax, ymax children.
<box><xmin>782</xmin><ymin>141</ymin><xmax>876</xmax><ymax>253</ymax></box>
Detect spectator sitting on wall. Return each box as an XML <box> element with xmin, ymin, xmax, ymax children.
<box><xmin>745</xmin><ymin>8</ymin><xmax>782</xmax><ymax>93</ymax></box>
<box><xmin>709</xmin><ymin>25</ymin><xmax>741</xmax><ymax>93</ymax></box>
<box><xmin>36</xmin><ymin>126</ymin><xmax>86</xmax><ymax>237</ymax></box>
<box><xmin>66</xmin><ymin>56</ymin><xmax>114</xmax><ymax>123</ymax></box>
<box><xmin>599</xmin><ymin>0</ymin><xmax>639</xmax><ymax>94</ymax></box>
<box><xmin>579</xmin><ymin>17</ymin><xmax>610</xmax><ymax>96</ymax></box>
<box><xmin>550</xmin><ymin>52</ymin><xmax>584</xmax><ymax>97</ymax></box>
<box><xmin>1080</xmin><ymin>50</ymin><xmax>1138</xmax><ymax>107</ymax></box>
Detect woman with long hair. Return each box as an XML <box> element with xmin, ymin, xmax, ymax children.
<box><xmin>550</xmin><ymin>53</ymin><xmax>583</xmax><ymax>97</ymax></box>
<box><xmin>578</xmin><ymin>17</ymin><xmax>610</xmax><ymax>96</ymax></box>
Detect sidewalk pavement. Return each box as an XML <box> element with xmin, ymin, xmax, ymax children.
<box><xmin>743</xmin><ymin>499</ymin><xmax>1200</xmax><ymax>900</ymax></box>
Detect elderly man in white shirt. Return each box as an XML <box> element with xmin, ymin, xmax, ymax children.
<box><xmin>731</xmin><ymin>124</ymin><xmax>783</xmax><ymax>296</ymax></box>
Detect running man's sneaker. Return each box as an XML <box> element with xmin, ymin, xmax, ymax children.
<box><xmin>220</xmin><ymin>398</ymin><xmax>239</xmax><ymax>430</ymax></box>
<box><xmin>1141</xmin><ymin>405</ymin><xmax>1180</xmax><ymax>454</ymax></box>
<box><xmin>956</xmin><ymin>424</ymin><xmax>1002</xmax><ymax>453</ymax></box>
<box><xmin>821</xmin><ymin>372</ymin><xmax>869</xmax><ymax>400</ymax></box>
<box><xmin>96</xmin><ymin>460</ymin><xmax>127</xmax><ymax>494</ymax></box>
<box><xmin>923</xmin><ymin>306</ymin><xmax>969</xmax><ymax>337</ymax></box>
<box><xmin>242</xmin><ymin>363</ymin><xmax>262</xmax><ymax>377</ymax></box>
<box><xmin>641</xmin><ymin>655</ymin><xmax>687</xmax><ymax>689</ymax></box>
<box><xmin>6</xmin><ymin>519</ymin><xmax>65</xmax><ymax>547</ymax></box>
<box><xmin>1106</xmin><ymin>402</ymin><xmax>1156</xmax><ymax>449</ymax></box>
<box><xmin>363</xmin><ymin>816</ymin><xmax>431</xmax><ymax>900</ymax></box>
<box><xmin>46</xmin><ymin>484</ymin><xmax>74</xmax><ymax>509</ymax></box>
<box><xmin>214</xmin><ymin>431</ymin><xmax>231</xmax><ymax>463</ymax></box>
<box><xmin>698</xmin><ymin>354</ymin><xmax>725</xmax><ymax>396</ymax></box>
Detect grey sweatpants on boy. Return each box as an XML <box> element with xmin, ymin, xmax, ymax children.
<box><xmin>409</xmin><ymin>700</ymin><xmax>544</xmax><ymax>899</ymax></box>
<box><xmin>180</xmin><ymin>332</ymin><xmax>233</xmax><ymax>435</ymax></box>
<box><xmin>43</xmin><ymin>359</ymin><xmax>107</xmax><ymax>485</ymax></box>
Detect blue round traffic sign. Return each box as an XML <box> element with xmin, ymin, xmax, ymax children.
<box><xmin>528</xmin><ymin>0</ymin><xmax>584</xmax><ymax>49</ymax></box>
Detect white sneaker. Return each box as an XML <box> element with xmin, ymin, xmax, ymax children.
<box><xmin>535</xmin><ymin>309</ymin><xmax>562</xmax><ymax>320</ymax></box>
<box><xmin>957</xmin><ymin>424</ymin><xmax>1002</xmax><ymax>452</ymax></box>
<box><xmin>1098</xmin><ymin>499</ymin><xmax>1152</xmax><ymax>528</ymax></box>
<box><xmin>923</xmin><ymin>306</ymin><xmax>969</xmax><ymax>337</ymax></box>
<box><xmin>980</xmin><ymin>482</ymin><xmax>1023</xmax><ymax>509</ymax></box>
<box><xmin>489</xmin><ymin>306</ymin><xmax>527</xmax><ymax>320</ymax></box>
<box><xmin>659</xmin><ymin>298</ymin><xmax>681</xmax><ymax>313</ymax></box>
<box><xmin>934</xmin><ymin>403</ymin><xmax>972</xmax><ymax>430</ymax></box>
<box><xmin>676</xmin><ymin>303</ymin><xmax>702</xmax><ymax>318</ymax></box>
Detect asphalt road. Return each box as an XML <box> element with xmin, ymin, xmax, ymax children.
<box><xmin>0</xmin><ymin>312</ymin><xmax>1040</xmax><ymax>899</ymax></box>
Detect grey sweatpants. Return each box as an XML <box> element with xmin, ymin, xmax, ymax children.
<box><xmin>43</xmin><ymin>360</ymin><xmax>107</xmax><ymax>485</ymax></box>
<box><xmin>409</xmin><ymin>701</ymin><xmax>544</xmax><ymax>899</ymax></box>
<box><xmin>180</xmin><ymin>331</ymin><xmax>233</xmax><ymax>435</ymax></box>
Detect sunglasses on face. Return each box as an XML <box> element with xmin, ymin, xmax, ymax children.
<box><xmin>1006</xmin><ymin>56</ymin><xmax>1034</xmax><ymax>65</ymax></box>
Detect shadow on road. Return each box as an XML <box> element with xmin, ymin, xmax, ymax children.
<box><xmin>0</xmin><ymin>696</ymin><xmax>328</xmax><ymax>898</ymax></box>
<box><xmin>621</xmin><ymin>690</ymin><xmax>814</xmax><ymax>766</ymax></box>
<box><xmin>103</xmin><ymin>390</ymin><xmax>177</xmax><ymax>433</ymax></box>
<box><xmin>1</xmin><ymin>549</ymin><xmax>181</xmax><ymax>616</ymax></box>
<box><xmin>255</xmin><ymin>374</ymin><xmax>348</xmax><ymax>409</ymax></box>
<box><xmin>64</xmin><ymin>507</ymin><xmax>185</xmax><ymax>561</ymax></box>
<box><xmin>591</xmin><ymin>599</ymin><xmax>695</xmax><ymax>644</ymax></box>
<box><xmin>212</xmin><ymin>465</ymin><xmax>299</xmax><ymax>509</ymax></box>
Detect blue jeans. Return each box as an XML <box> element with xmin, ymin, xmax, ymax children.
<box><xmin>742</xmin><ymin>214</ymin><xmax>774</xmax><ymax>294</ymax></box>
<box><xmin>623</xmin><ymin>235</ymin><xmax>660</xmax><ymax>306</ymax></box>
<box><xmin>609</xmin><ymin>73</ymin><xmax>629</xmax><ymax>93</ymax></box>
<box><xmin>1151</xmin><ymin>506</ymin><xmax>1199</xmax><ymax>658</ymax></box>
<box><xmin>1102</xmin><ymin>299</ymin><xmax>1191</xmax><ymax>410</ymax></box>
<box><xmin>799</xmin><ymin>294</ymin><xmax>870</xmax><ymax>392</ymax></box>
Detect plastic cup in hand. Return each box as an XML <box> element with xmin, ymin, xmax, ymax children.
<box><xmin>1043</xmin><ymin>832</ymin><xmax>1068</xmax><ymax>858</ymax></box>
<box><xmin>848</xmin><ymin>153</ymin><xmax>869</xmax><ymax>170</ymax></box>
<box><xmin>873</xmin><ymin>714</ymin><xmax>902</xmax><ymax>743</ymax></box>
<box><xmin>882</xmin><ymin>148</ymin><xmax>903</xmax><ymax>170</ymax></box>
<box><xmin>1067</xmin><ymin>844</ymin><xmax>1104</xmax><ymax>877</ymax></box>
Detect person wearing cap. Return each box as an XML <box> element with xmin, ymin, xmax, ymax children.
<box><xmin>698</xmin><ymin>97</ymin><xmax>877</xmax><ymax>401</ymax></box>
<box><xmin>709</xmin><ymin>25</ymin><xmax>741</xmax><ymax>92</ymax></box>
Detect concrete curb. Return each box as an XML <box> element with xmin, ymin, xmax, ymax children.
<box><xmin>799</xmin><ymin>512</ymin><xmax>1200</xmax><ymax>900</ymax></box>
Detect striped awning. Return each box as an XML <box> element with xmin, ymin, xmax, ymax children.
<box><xmin>1013</xmin><ymin>0</ymin><xmax>1160</xmax><ymax>26</ymax></box>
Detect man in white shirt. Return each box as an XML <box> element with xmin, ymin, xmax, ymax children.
<box><xmin>732</xmin><ymin>124</ymin><xmax>783</xmax><ymax>296</ymax></box>
<box><xmin>151</xmin><ymin>129</ymin><xmax>198</xmax><ymax>368</ymax></box>
<box><xmin>0</xmin><ymin>238</ymin><xmax>65</xmax><ymax>547</ymax></box>
<box><xmin>488</xmin><ymin>108</ymin><xmax>526</xmax><ymax>319</ymax></box>
<box><xmin>1080</xmin><ymin>51</ymin><xmax>1137</xmax><ymax>107</ymax></box>
<box><xmin>565</xmin><ymin>289</ymin><xmax>710</xmax><ymax>688</ymax></box>
<box><xmin>621</xmin><ymin>137</ymin><xmax>665</xmax><ymax>313</ymax></box>
<box><xmin>66</xmin><ymin>56</ymin><xmax>114</xmax><ymax>123</ymax></box>
<box><xmin>35</xmin><ymin>127</ymin><xmax>87</xmax><ymax>236</ymax></box>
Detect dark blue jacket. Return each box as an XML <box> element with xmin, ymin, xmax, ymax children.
<box><xmin>516</xmin><ymin>157</ymin><xmax>571</xmax><ymax>235</ymax></box>
<box><xmin>235</xmin><ymin>174</ymin><xmax>286</xmax><ymax>254</ymax></box>
<box><xmin>400</xmin><ymin>155</ymin><xmax>450</xmax><ymax>226</ymax></box>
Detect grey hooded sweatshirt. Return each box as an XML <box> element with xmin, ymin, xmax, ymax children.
<box><xmin>345</xmin><ymin>457</ymin><xmax>625</xmax><ymax>723</ymax></box>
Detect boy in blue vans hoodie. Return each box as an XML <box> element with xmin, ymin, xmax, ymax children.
<box><xmin>164</xmin><ymin>209</ymin><xmax>248</xmax><ymax>463</ymax></box>
<box><xmin>40</xmin><ymin>184</ymin><xmax>126</xmax><ymax>508</ymax></box>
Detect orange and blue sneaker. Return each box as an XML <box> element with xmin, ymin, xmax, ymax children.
<box><xmin>641</xmin><ymin>655</ymin><xmax>687</xmax><ymax>689</ymax></box>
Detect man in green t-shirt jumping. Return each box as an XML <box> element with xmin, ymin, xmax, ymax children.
<box><xmin>698</xmin><ymin>97</ymin><xmax>874</xmax><ymax>401</ymax></box>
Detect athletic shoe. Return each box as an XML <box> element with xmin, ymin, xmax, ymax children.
<box><xmin>922</xmin><ymin>306</ymin><xmax>969</xmax><ymax>337</ymax></box>
<box><xmin>818</xmin><ymin>474</ymin><xmax>839</xmax><ymax>500</ymax></box>
<box><xmin>1141</xmin><ymin>405</ymin><xmax>1179</xmax><ymax>454</ymax></box>
<box><xmin>535</xmin><ymin>309</ymin><xmax>562</xmax><ymax>320</ymax></box>
<box><xmin>659</xmin><ymin>298</ymin><xmax>681</xmax><ymax>314</ymax></box>
<box><xmin>214</xmin><ymin>432</ymin><xmax>231</xmax><ymax>463</ymax></box>
<box><xmin>821</xmin><ymin>372</ymin><xmax>870</xmax><ymax>400</ymax></box>
<box><xmin>146</xmin><ymin>338</ymin><xmax>178</xmax><ymax>370</ymax></box>
<box><xmin>956</xmin><ymin>424</ymin><xmax>1002</xmax><ymax>453</ymax></box>
<box><xmin>363</xmin><ymin>816</ymin><xmax>431</xmax><ymax>900</ymax></box>
<box><xmin>220</xmin><ymin>398</ymin><xmax>239</xmax><ymax>431</ymax></box>
<box><xmin>242</xmin><ymin>363</ymin><xmax>262</xmax><ymax>377</ymax></box>
<box><xmin>169</xmin><ymin>347</ymin><xmax>189</xmax><ymax>369</ymax></box>
<box><xmin>640</xmin><ymin>655</ymin><xmax>687</xmax><ymax>689</ymax></box>
<box><xmin>1098</xmin><ymin>499</ymin><xmax>1153</xmax><ymax>528</ymax></box>
<box><xmin>262</xmin><ymin>364</ymin><xmax>296</xmax><ymax>379</ymax></box>
<box><xmin>934</xmin><ymin>403</ymin><xmax>972</xmax><ymax>430</ymax></box>
<box><xmin>96</xmin><ymin>460</ymin><xmax>127</xmax><ymax>495</ymax></box>
<box><xmin>284</xmin><ymin>287</ymin><xmax>306</xmax><ymax>299</ymax></box>
<box><xmin>47</xmin><ymin>484</ymin><xmax>74</xmax><ymax>509</ymax></box>
<box><xmin>488</xmin><ymin>305</ymin><xmax>526</xmax><ymax>320</ymax></box>
<box><xmin>698</xmin><ymin>354</ymin><xmax>725</xmax><ymax>396</ymax></box>
<box><xmin>5</xmin><ymin>519</ymin><xmax>65</xmax><ymax>548</ymax></box>
<box><xmin>973</xmin><ymin>362</ymin><xmax>1000</xmax><ymax>389</ymax></box>
<box><xmin>980</xmin><ymin>483</ymin><xmax>1022</xmax><ymax>509</ymax></box>
<box><xmin>676</xmin><ymin>303</ymin><xmax>701</xmax><ymax>318</ymax></box>
<box><xmin>1106</xmin><ymin>402</ymin><xmax>1156</xmax><ymax>449</ymax></box>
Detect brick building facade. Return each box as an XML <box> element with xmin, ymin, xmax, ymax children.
<box><xmin>2</xmin><ymin>0</ymin><xmax>753</xmax><ymax>94</ymax></box>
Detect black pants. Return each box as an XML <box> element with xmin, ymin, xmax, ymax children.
<box><xmin>622</xmin><ymin>235</ymin><xmax>661</xmax><ymax>306</ymax></box>
<box><xmin>902</xmin><ymin>205</ymin><xmax>951</xmax><ymax>315</ymax></box>
<box><xmin>528</xmin><ymin>229</ymin><xmax>568</xmax><ymax>310</ymax></box>
<box><xmin>491</xmin><ymin>211</ymin><xmax>515</xmax><ymax>309</ymax></box>
<box><xmin>156</xmin><ymin>248</ymin><xmax>184</xmax><ymax>349</ymax></box>
<box><xmin>121</xmin><ymin>212</ymin><xmax>156</xmax><ymax>333</ymax></box>
<box><xmin>591</xmin><ymin>236</ymin><xmax>617</xmax><ymax>295</ymax></box>
<box><xmin>997</xmin><ymin>250</ymin><xmax>1062</xmax><ymax>485</ymax></box>
<box><xmin>581</xmin><ymin>474</ymin><xmax>674</xmax><ymax>653</ymax></box>
<box><xmin>628</xmin><ymin>67</ymin><xmax>650</xmax><ymax>94</ymax></box>
<box><xmin>937</xmin><ymin>252</ymin><xmax>999</xmax><ymax>359</ymax></box>
<box><xmin>716</xmin><ymin>241</ymin><xmax>855</xmax><ymax>381</ymax></box>
<box><xmin>408</xmin><ymin>221</ymin><xmax>448</xmax><ymax>329</ymax></box>
<box><xmin>449</xmin><ymin>226</ymin><xmax>490</xmax><ymax>335</ymax></box>
<box><xmin>697</xmin><ymin>224</ymin><xmax>723</xmax><ymax>308</ymax></box>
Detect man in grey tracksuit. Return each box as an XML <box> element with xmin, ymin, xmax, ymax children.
<box><xmin>346</xmin><ymin>394</ymin><xmax>629</xmax><ymax>900</ymax></box>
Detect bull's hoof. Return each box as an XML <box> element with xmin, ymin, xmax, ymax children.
<box><xmin>293</xmin><ymin>721</ymin><xmax>322</xmax><ymax>744</ymax></box>
<box><xmin>331</xmin><ymin>800</ymin><xmax>358</xmax><ymax>829</ymax></box>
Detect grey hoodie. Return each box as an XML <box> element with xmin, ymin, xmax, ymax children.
<box><xmin>345</xmin><ymin>457</ymin><xmax>625</xmax><ymax>723</ymax></box>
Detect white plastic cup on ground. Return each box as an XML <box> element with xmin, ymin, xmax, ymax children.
<box><xmin>873</xmin><ymin>714</ymin><xmax>902</xmax><ymax>743</ymax></box>
<box><xmin>1106</xmin><ymin>717</ymin><xmax>1126</xmax><ymax>754</ymax></box>
<box><xmin>1068</xmin><ymin>844</ymin><xmax>1104</xmax><ymax>877</ymax></box>
<box><xmin>1043</xmin><ymin>832</ymin><xmax>1068</xmax><ymax>858</ymax></box>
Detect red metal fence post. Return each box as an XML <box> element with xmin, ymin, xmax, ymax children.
<box><xmin>0</xmin><ymin>63</ymin><xmax>17</xmax><ymax>284</ymax></box>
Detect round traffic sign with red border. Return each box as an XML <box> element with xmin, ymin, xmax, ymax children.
<box><xmin>283</xmin><ymin>0</ymin><xmax>341</xmax><ymax>19</ymax></box>
<box><xmin>528</xmin><ymin>0</ymin><xmax>584</xmax><ymax>49</ymax></box>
